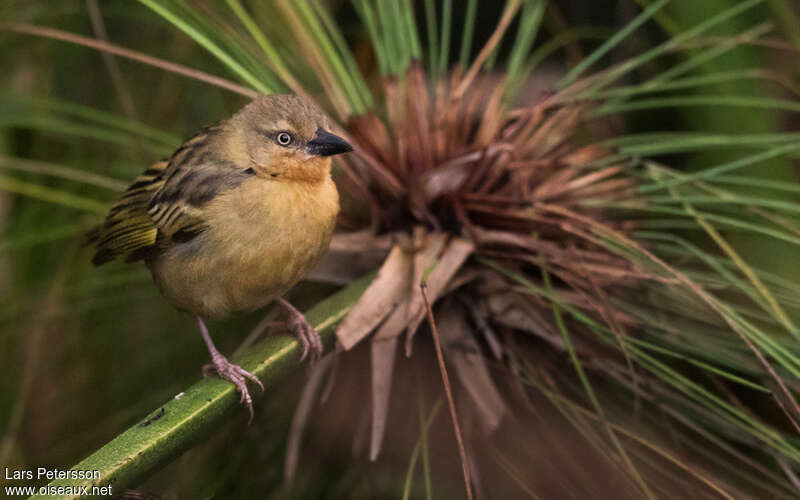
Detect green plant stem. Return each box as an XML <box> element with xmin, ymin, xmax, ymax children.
<box><xmin>29</xmin><ymin>274</ymin><xmax>373</xmax><ymax>500</ymax></box>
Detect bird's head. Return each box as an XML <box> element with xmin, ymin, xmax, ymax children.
<box><xmin>231</xmin><ymin>94</ymin><xmax>352</xmax><ymax>183</ymax></box>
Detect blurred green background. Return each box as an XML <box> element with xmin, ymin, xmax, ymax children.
<box><xmin>1</xmin><ymin>1</ymin><xmax>799</xmax><ymax>498</ymax></box>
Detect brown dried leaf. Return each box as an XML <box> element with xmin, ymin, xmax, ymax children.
<box><xmin>369</xmin><ymin>336</ymin><xmax>399</xmax><ymax>461</ymax></box>
<box><xmin>405</xmin><ymin>237</ymin><xmax>476</xmax><ymax>355</ymax></box>
<box><xmin>336</xmin><ymin>245</ymin><xmax>412</xmax><ymax>350</ymax></box>
<box><xmin>459</xmin><ymin>294</ymin><xmax>503</xmax><ymax>360</ymax></box>
<box><xmin>374</xmin><ymin>232</ymin><xmax>448</xmax><ymax>341</ymax></box>
<box><xmin>421</xmin><ymin>152</ymin><xmax>481</xmax><ymax>201</ymax></box>
<box><xmin>438</xmin><ymin>301</ymin><xmax>507</xmax><ymax>433</ymax></box>
<box><xmin>405</xmin><ymin>63</ymin><xmax>435</xmax><ymax>175</ymax></box>
<box><xmin>347</xmin><ymin>113</ymin><xmax>394</xmax><ymax>167</ymax></box>
<box><xmin>474</xmin><ymin>80</ymin><xmax>508</xmax><ymax>147</ymax></box>
<box><xmin>485</xmin><ymin>292</ymin><xmax>565</xmax><ymax>350</ymax></box>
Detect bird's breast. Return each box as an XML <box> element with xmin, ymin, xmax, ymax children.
<box><xmin>151</xmin><ymin>176</ymin><xmax>339</xmax><ymax>318</ymax></box>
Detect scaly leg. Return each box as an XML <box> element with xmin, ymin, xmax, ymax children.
<box><xmin>197</xmin><ymin>316</ymin><xmax>264</xmax><ymax>423</ymax></box>
<box><xmin>276</xmin><ymin>298</ymin><xmax>323</xmax><ymax>361</ymax></box>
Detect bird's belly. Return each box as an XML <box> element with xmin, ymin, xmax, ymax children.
<box><xmin>150</xmin><ymin>178</ymin><xmax>338</xmax><ymax>318</ymax></box>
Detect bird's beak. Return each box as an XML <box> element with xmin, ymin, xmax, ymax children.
<box><xmin>305</xmin><ymin>129</ymin><xmax>353</xmax><ymax>157</ymax></box>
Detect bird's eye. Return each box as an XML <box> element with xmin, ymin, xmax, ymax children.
<box><xmin>276</xmin><ymin>132</ymin><xmax>294</xmax><ymax>146</ymax></box>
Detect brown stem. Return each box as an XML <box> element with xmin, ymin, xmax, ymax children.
<box><xmin>420</xmin><ymin>282</ymin><xmax>474</xmax><ymax>500</ymax></box>
<box><xmin>3</xmin><ymin>23</ymin><xmax>259</xmax><ymax>99</ymax></box>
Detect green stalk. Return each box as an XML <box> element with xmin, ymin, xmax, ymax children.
<box><xmin>584</xmin><ymin>0</ymin><xmax>766</xmax><ymax>92</ymax></box>
<box><xmin>505</xmin><ymin>0</ymin><xmax>545</xmax><ymax>97</ymax></box>
<box><xmin>292</xmin><ymin>0</ymin><xmax>362</xmax><ymax>113</ymax></box>
<box><xmin>559</xmin><ymin>0</ymin><xmax>670</xmax><ymax>87</ymax></box>
<box><xmin>0</xmin><ymin>174</ymin><xmax>109</xmax><ymax>215</ymax></box>
<box><xmin>376</xmin><ymin>0</ymin><xmax>403</xmax><ymax>75</ymax></box>
<box><xmin>353</xmin><ymin>0</ymin><xmax>389</xmax><ymax>75</ymax></box>
<box><xmin>137</xmin><ymin>0</ymin><xmax>271</xmax><ymax>93</ymax></box>
<box><xmin>311</xmin><ymin>0</ymin><xmax>373</xmax><ymax>110</ymax></box>
<box><xmin>403</xmin><ymin>0</ymin><xmax>422</xmax><ymax>60</ymax></box>
<box><xmin>458</xmin><ymin>0</ymin><xmax>478</xmax><ymax>68</ymax></box>
<box><xmin>423</xmin><ymin>0</ymin><xmax>439</xmax><ymax>76</ymax></box>
<box><xmin>437</xmin><ymin>0</ymin><xmax>452</xmax><ymax>75</ymax></box>
<box><xmin>541</xmin><ymin>266</ymin><xmax>656</xmax><ymax>499</ymax></box>
<box><xmin>30</xmin><ymin>274</ymin><xmax>373</xmax><ymax>500</ymax></box>
<box><xmin>637</xmin><ymin>143</ymin><xmax>800</xmax><ymax>193</ymax></box>
<box><xmin>225</xmin><ymin>0</ymin><xmax>301</xmax><ymax>93</ymax></box>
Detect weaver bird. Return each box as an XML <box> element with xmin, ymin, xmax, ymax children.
<box><xmin>88</xmin><ymin>95</ymin><xmax>352</xmax><ymax>421</ymax></box>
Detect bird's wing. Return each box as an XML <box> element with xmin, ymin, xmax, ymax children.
<box><xmin>146</xmin><ymin>122</ymin><xmax>244</xmax><ymax>243</ymax></box>
<box><xmin>88</xmin><ymin>160</ymin><xmax>168</xmax><ymax>265</ymax></box>
<box><xmin>90</xmin><ymin>123</ymin><xmax>252</xmax><ymax>265</ymax></box>
<box><xmin>146</xmin><ymin>162</ymin><xmax>217</xmax><ymax>244</ymax></box>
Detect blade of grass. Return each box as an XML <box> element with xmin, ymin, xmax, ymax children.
<box><xmin>0</xmin><ymin>174</ymin><xmax>108</xmax><ymax>214</ymax></box>
<box><xmin>403</xmin><ymin>0</ymin><xmax>422</xmax><ymax>60</ymax></box>
<box><xmin>458</xmin><ymin>0</ymin><xmax>478</xmax><ymax>68</ymax></box>
<box><xmin>171</xmin><ymin>0</ymin><xmax>284</xmax><ymax>92</ymax></box>
<box><xmin>594</xmin><ymin>95</ymin><xmax>800</xmax><ymax>117</ymax></box>
<box><xmin>505</xmin><ymin>0</ymin><xmax>546</xmax><ymax>98</ymax></box>
<box><xmin>637</xmin><ymin>143</ymin><xmax>800</xmax><ymax>193</ymax></box>
<box><xmin>770</xmin><ymin>0</ymin><xmax>800</xmax><ymax>48</ymax></box>
<box><xmin>225</xmin><ymin>0</ymin><xmax>304</xmax><ymax>95</ymax></box>
<box><xmin>581</xmin><ymin>0</ymin><xmax>766</xmax><ymax>93</ymax></box>
<box><xmin>401</xmin><ymin>397</ymin><xmax>442</xmax><ymax>500</ymax></box>
<box><xmin>0</xmin><ymin>116</ymin><xmax>171</xmax><ymax>155</ymax></box>
<box><xmin>274</xmin><ymin>0</ymin><xmax>351</xmax><ymax>118</ymax></box>
<box><xmin>453</xmin><ymin>0</ymin><xmax>523</xmax><ymax>98</ymax></box>
<box><xmin>655</xmin><ymin>168</ymin><xmax>797</xmax><ymax>335</ymax></box>
<box><xmin>559</xmin><ymin>0</ymin><xmax>670</xmax><ymax>87</ymax></box>
<box><xmin>639</xmin><ymin>22</ymin><xmax>773</xmax><ymax>89</ymax></box>
<box><xmin>497</xmin><ymin>264</ymin><xmax>800</xmax><ymax>462</ymax></box>
<box><xmin>0</xmin><ymin>156</ymin><xmax>127</xmax><ymax>191</ymax></box>
<box><xmin>296</xmin><ymin>0</ymin><xmax>367</xmax><ymax>112</ymax></box>
<box><xmin>540</xmin><ymin>265</ymin><xmax>656</xmax><ymax>499</ymax></box>
<box><xmin>542</xmin><ymin>204</ymin><xmax>800</xmax><ymax>430</ymax></box>
<box><xmin>574</xmin><ymin>69</ymin><xmax>799</xmax><ymax>104</ymax></box>
<box><xmin>523</xmin><ymin>26</ymin><xmax>612</xmax><ymax>75</ymax></box>
<box><xmin>86</xmin><ymin>0</ymin><xmax>138</xmax><ymax>119</ymax></box>
<box><xmin>352</xmin><ymin>0</ymin><xmax>389</xmax><ymax>75</ymax></box>
<box><xmin>311</xmin><ymin>0</ymin><xmax>373</xmax><ymax>110</ymax></box>
<box><xmin>422</xmin><ymin>0</ymin><xmax>439</xmax><ymax>76</ymax></box>
<box><xmin>389</xmin><ymin>0</ymin><xmax>411</xmax><ymax>71</ymax></box>
<box><xmin>437</xmin><ymin>0</ymin><xmax>452</xmax><ymax>76</ymax></box>
<box><xmin>0</xmin><ymin>92</ymin><xmax>179</xmax><ymax>148</ymax></box>
<box><xmin>3</xmin><ymin>23</ymin><xmax>259</xmax><ymax>98</ymax></box>
<box><xmin>137</xmin><ymin>0</ymin><xmax>271</xmax><ymax>93</ymax></box>
<box><xmin>605</xmin><ymin>131</ymin><xmax>800</xmax><ymax>156</ymax></box>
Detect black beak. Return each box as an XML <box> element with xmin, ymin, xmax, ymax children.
<box><xmin>306</xmin><ymin>129</ymin><xmax>353</xmax><ymax>157</ymax></box>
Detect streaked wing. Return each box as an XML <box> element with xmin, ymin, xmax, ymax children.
<box><xmin>89</xmin><ymin>161</ymin><xmax>167</xmax><ymax>265</ymax></box>
<box><xmin>147</xmin><ymin>123</ymin><xmax>250</xmax><ymax>241</ymax></box>
<box><xmin>90</xmin><ymin>121</ymin><xmax>252</xmax><ymax>265</ymax></box>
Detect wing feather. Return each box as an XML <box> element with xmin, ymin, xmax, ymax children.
<box><xmin>89</xmin><ymin>122</ymin><xmax>252</xmax><ymax>265</ymax></box>
<box><xmin>89</xmin><ymin>160</ymin><xmax>167</xmax><ymax>265</ymax></box>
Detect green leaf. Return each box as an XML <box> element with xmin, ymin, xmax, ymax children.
<box><xmin>559</xmin><ymin>0</ymin><xmax>670</xmax><ymax>87</ymax></box>
<box><xmin>137</xmin><ymin>0</ymin><xmax>272</xmax><ymax>94</ymax></box>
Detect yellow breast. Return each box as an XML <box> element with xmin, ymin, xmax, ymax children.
<box><xmin>151</xmin><ymin>175</ymin><xmax>339</xmax><ymax>318</ymax></box>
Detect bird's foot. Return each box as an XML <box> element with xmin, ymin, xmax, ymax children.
<box><xmin>202</xmin><ymin>352</ymin><xmax>264</xmax><ymax>424</ymax></box>
<box><xmin>278</xmin><ymin>298</ymin><xmax>323</xmax><ymax>362</ymax></box>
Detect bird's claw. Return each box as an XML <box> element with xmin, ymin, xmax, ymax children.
<box><xmin>278</xmin><ymin>298</ymin><xmax>323</xmax><ymax>362</ymax></box>
<box><xmin>289</xmin><ymin>312</ymin><xmax>323</xmax><ymax>362</ymax></box>
<box><xmin>203</xmin><ymin>353</ymin><xmax>264</xmax><ymax>424</ymax></box>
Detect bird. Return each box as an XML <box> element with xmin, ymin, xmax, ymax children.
<box><xmin>87</xmin><ymin>94</ymin><xmax>352</xmax><ymax>422</ymax></box>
